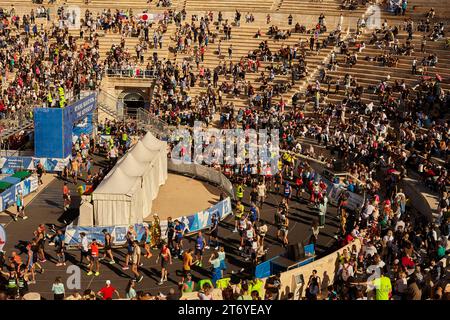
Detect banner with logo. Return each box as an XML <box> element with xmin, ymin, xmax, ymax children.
<box><xmin>328</xmin><ymin>184</ymin><xmax>364</xmax><ymax>211</ymax></box>
<box><xmin>0</xmin><ymin>156</ymin><xmax>70</xmax><ymax>173</ymax></box>
<box><xmin>0</xmin><ymin>176</ymin><xmax>39</xmax><ymax>212</ymax></box>
<box><xmin>0</xmin><ymin>157</ymin><xmax>34</xmax><ymax>171</ymax></box>
<box><xmin>65</xmin><ymin>197</ymin><xmax>233</xmax><ymax>247</ymax></box>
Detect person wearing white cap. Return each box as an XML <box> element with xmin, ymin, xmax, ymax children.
<box><xmin>97</xmin><ymin>280</ymin><xmax>120</xmax><ymax>300</ymax></box>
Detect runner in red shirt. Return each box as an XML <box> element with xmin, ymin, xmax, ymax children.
<box><xmin>87</xmin><ymin>239</ymin><xmax>101</xmax><ymax>276</ymax></box>
<box><xmin>63</xmin><ymin>182</ymin><xmax>71</xmax><ymax>212</ymax></box>
<box><xmin>97</xmin><ymin>280</ymin><xmax>120</xmax><ymax>300</ymax></box>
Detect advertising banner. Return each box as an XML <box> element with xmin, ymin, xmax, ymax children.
<box><xmin>0</xmin><ymin>157</ymin><xmax>34</xmax><ymax>171</ymax></box>
<box><xmin>65</xmin><ymin>94</ymin><xmax>97</xmax><ymax>124</ymax></box>
<box><xmin>64</xmin><ymin>224</ymin><xmax>148</xmax><ymax>247</ymax></box>
<box><xmin>0</xmin><ymin>156</ymin><xmax>70</xmax><ymax>172</ymax></box>
<box><xmin>0</xmin><ymin>176</ymin><xmax>39</xmax><ymax>212</ymax></box>
<box><xmin>65</xmin><ymin>197</ymin><xmax>233</xmax><ymax>247</ymax></box>
<box><xmin>328</xmin><ymin>184</ymin><xmax>365</xmax><ymax>211</ymax></box>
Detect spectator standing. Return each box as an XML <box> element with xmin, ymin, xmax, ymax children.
<box><xmin>51</xmin><ymin>277</ymin><xmax>65</xmax><ymax>300</ymax></box>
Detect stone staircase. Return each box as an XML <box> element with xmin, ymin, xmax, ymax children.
<box><xmin>171</xmin><ymin>19</ymin><xmax>339</xmax><ymax>110</ymax></box>
<box><xmin>0</xmin><ymin>0</ymin><xmax>448</xmax><ymax>140</ymax></box>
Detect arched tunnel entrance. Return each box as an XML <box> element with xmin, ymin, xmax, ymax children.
<box><xmin>122</xmin><ymin>91</ymin><xmax>145</xmax><ymax>116</ymax></box>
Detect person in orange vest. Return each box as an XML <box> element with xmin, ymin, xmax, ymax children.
<box><xmin>87</xmin><ymin>239</ymin><xmax>100</xmax><ymax>276</ymax></box>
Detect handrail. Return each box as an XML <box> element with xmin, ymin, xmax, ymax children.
<box><xmin>97</xmin><ymin>90</ymin><xmax>125</xmax><ymax>120</ymax></box>
<box><xmin>136</xmin><ymin>108</ymin><xmax>170</xmax><ymax>138</ymax></box>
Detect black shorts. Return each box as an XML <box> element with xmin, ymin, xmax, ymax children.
<box><xmin>55</xmin><ymin>246</ymin><xmax>63</xmax><ymax>253</ymax></box>
<box><xmin>183</xmin><ymin>269</ymin><xmax>191</xmax><ymax>277</ymax></box>
<box><xmin>161</xmin><ymin>258</ymin><xmax>169</xmax><ymax>269</ymax></box>
<box><xmin>211</xmin><ymin>229</ymin><xmax>218</xmax><ymax>238</ymax></box>
<box><xmin>81</xmin><ymin>251</ymin><xmax>89</xmax><ymax>257</ymax></box>
<box><xmin>175</xmin><ymin>236</ymin><xmax>182</xmax><ymax>244</ymax></box>
<box><xmin>6</xmin><ymin>287</ymin><xmax>18</xmax><ymax>297</ymax></box>
<box><xmin>194</xmin><ymin>248</ymin><xmax>204</xmax><ymax>257</ymax></box>
<box><xmin>104</xmin><ymin>245</ymin><xmax>111</xmax><ymax>251</ymax></box>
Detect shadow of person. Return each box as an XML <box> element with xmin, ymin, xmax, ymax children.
<box><xmin>322</xmin><ymin>271</ymin><xmax>330</xmax><ymax>291</ymax></box>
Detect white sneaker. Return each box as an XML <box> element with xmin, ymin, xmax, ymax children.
<box><xmin>238</xmin><ymin>246</ymin><xmax>243</xmax><ymax>251</ymax></box>
<box><xmin>205</xmin><ymin>246</ymin><xmax>210</xmax><ymax>250</ymax></box>
<box><xmin>22</xmin><ymin>216</ymin><xmax>28</xmax><ymax>220</ymax></box>
<box><xmin>214</xmin><ymin>246</ymin><xmax>219</xmax><ymax>250</ymax></box>
<box><xmin>233</xmin><ymin>229</ymin><xmax>238</xmax><ymax>233</ymax></box>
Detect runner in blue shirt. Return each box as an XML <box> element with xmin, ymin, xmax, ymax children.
<box><xmin>205</xmin><ymin>213</ymin><xmax>219</xmax><ymax>250</ymax></box>
<box><xmin>194</xmin><ymin>231</ymin><xmax>206</xmax><ymax>267</ymax></box>
<box><xmin>174</xmin><ymin>220</ymin><xmax>184</xmax><ymax>257</ymax></box>
<box><xmin>249</xmin><ymin>204</ymin><xmax>259</xmax><ymax>226</ymax></box>
<box><xmin>54</xmin><ymin>230</ymin><xmax>66</xmax><ymax>267</ymax></box>
<box><xmin>283</xmin><ymin>181</ymin><xmax>292</xmax><ymax>203</ymax></box>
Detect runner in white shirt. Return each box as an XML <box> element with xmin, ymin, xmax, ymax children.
<box><xmin>256</xmin><ymin>181</ymin><xmax>266</xmax><ymax>208</ymax></box>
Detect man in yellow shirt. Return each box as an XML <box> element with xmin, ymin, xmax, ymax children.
<box><xmin>372</xmin><ymin>273</ymin><xmax>392</xmax><ymax>300</ymax></box>
<box><xmin>235</xmin><ymin>182</ymin><xmax>244</xmax><ymax>202</ymax></box>
<box><xmin>182</xmin><ymin>248</ymin><xmax>194</xmax><ymax>278</ymax></box>
<box><xmin>351</xmin><ymin>266</ymin><xmax>392</xmax><ymax>300</ymax></box>
<box><xmin>233</xmin><ymin>201</ymin><xmax>245</xmax><ymax>233</ymax></box>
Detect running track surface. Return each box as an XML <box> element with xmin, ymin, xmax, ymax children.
<box><xmin>1</xmin><ymin>173</ymin><xmax>340</xmax><ymax>299</ymax></box>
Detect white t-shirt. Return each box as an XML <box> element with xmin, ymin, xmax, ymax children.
<box><xmin>81</xmin><ymin>237</ymin><xmax>89</xmax><ymax>252</ymax></box>
<box><xmin>257</xmin><ymin>184</ymin><xmax>266</xmax><ymax>197</ymax></box>
<box><xmin>341</xmin><ymin>263</ymin><xmax>354</xmax><ymax>281</ymax></box>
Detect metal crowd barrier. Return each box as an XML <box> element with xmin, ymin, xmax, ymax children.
<box><xmin>167</xmin><ymin>160</ymin><xmax>235</xmax><ymax>200</ymax></box>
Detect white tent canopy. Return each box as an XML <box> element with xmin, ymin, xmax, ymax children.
<box><xmin>92</xmin><ymin>132</ymin><xmax>168</xmax><ymax>226</ymax></box>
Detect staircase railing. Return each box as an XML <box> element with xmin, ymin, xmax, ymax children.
<box><xmin>97</xmin><ymin>89</ymin><xmax>125</xmax><ymax>120</ymax></box>
<box><xmin>136</xmin><ymin>108</ymin><xmax>170</xmax><ymax>139</ymax></box>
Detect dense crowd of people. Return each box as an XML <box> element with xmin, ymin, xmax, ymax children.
<box><xmin>0</xmin><ymin>0</ymin><xmax>448</xmax><ymax>300</ymax></box>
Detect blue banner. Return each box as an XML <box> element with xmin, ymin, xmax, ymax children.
<box><xmin>0</xmin><ymin>176</ymin><xmax>39</xmax><ymax>211</ymax></box>
<box><xmin>65</xmin><ymin>224</ymin><xmax>147</xmax><ymax>247</ymax></box>
<box><xmin>72</xmin><ymin>114</ymin><xmax>94</xmax><ymax>143</ymax></box>
<box><xmin>0</xmin><ymin>156</ymin><xmax>70</xmax><ymax>172</ymax></box>
<box><xmin>65</xmin><ymin>94</ymin><xmax>97</xmax><ymax>124</ymax></box>
<box><xmin>1</xmin><ymin>186</ymin><xmax>15</xmax><ymax>210</ymax></box>
<box><xmin>0</xmin><ymin>157</ymin><xmax>34</xmax><ymax>171</ymax></box>
<box><xmin>34</xmin><ymin>93</ymin><xmax>97</xmax><ymax>159</ymax></box>
<box><xmin>65</xmin><ymin>198</ymin><xmax>233</xmax><ymax>247</ymax></box>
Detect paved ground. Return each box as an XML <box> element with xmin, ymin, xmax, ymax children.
<box><xmin>1</xmin><ymin>169</ymin><xmax>339</xmax><ymax>299</ymax></box>
<box><xmin>148</xmin><ymin>173</ymin><xmax>221</xmax><ymax>221</ymax></box>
